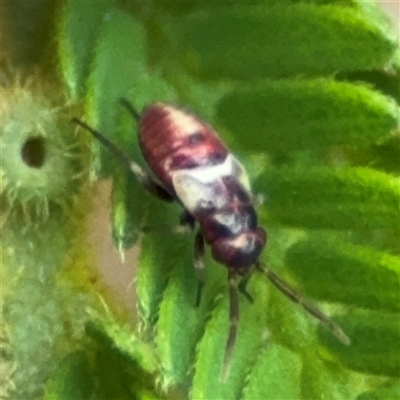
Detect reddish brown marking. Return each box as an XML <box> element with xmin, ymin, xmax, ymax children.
<box><xmin>139</xmin><ymin>103</ymin><xmax>228</xmax><ymax>192</ymax></box>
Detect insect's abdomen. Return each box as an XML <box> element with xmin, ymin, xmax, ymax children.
<box><xmin>139</xmin><ymin>103</ymin><xmax>228</xmax><ymax>193</ymax></box>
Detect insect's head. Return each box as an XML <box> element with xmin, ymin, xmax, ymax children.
<box><xmin>211</xmin><ymin>228</ymin><xmax>267</xmax><ymax>273</ymax></box>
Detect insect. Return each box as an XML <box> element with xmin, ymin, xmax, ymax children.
<box><xmin>73</xmin><ymin>99</ymin><xmax>350</xmax><ymax>380</ymax></box>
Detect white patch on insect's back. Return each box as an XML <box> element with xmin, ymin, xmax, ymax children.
<box><xmin>231</xmin><ymin>156</ymin><xmax>251</xmax><ymax>192</ymax></box>
<box><xmin>214</xmin><ymin>212</ymin><xmax>244</xmax><ymax>235</ymax></box>
<box><xmin>232</xmin><ymin>233</ymin><xmax>255</xmax><ymax>250</ymax></box>
<box><xmin>172</xmin><ymin>169</ymin><xmax>226</xmax><ymax>213</ymax></box>
<box><xmin>172</xmin><ymin>154</ymin><xmax>252</xmax><ymax>213</ymax></box>
<box><xmin>224</xmin><ymin>233</ymin><xmax>255</xmax><ymax>251</ymax></box>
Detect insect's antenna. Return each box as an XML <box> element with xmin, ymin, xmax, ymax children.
<box><xmin>71</xmin><ymin>118</ymin><xmax>150</xmax><ymax>184</ymax></box>
<box><xmin>255</xmin><ymin>262</ymin><xmax>351</xmax><ymax>346</ymax></box>
<box><xmin>72</xmin><ymin>118</ymin><xmax>175</xmax><ymax>201</ymax></box>
<box><xmin>72</xmin><ymin>118</ymin><xmax>134</xmax><ymax>166</ymax></box>
<box><xmin>220</xmin><ymin>270</ymin><xmax>240</xmax><ymax>382</ymax></box>
<box><xmin>119</xmin><ymin>98</ymin><xmax>141</xmax><ymax>123</ymax></box>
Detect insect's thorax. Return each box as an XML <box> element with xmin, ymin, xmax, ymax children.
<box><xmin>172</xmin><ymin>154</ymin><xmax>252</xmax><ymax>216</ymax></box>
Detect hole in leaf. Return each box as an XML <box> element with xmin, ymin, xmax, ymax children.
<box><xmin>21</xmin><ymin>136</ymin><xmax>46</xmax><ymax>168</ymax></box>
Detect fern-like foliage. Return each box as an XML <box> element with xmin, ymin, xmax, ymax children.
<box><xmin>1</xmin><ymin>1</ymin><xmax>399</xmax><ymax>399</ymax></box>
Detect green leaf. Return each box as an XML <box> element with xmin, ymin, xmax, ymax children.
<box><xmin>242</xmin><ymin>344</ymin><xmax>302</xmax><ymax>400</ymax></box>
<box><xmin>357</xmin><ymin>379</ymin><xmax>400</xmax><ymax>400</ymax></box>
<box><xmin>191</xmin><ymin>278</ymin><xmax>269</xmax><ymax>399</ymax></box>
<box><xmin>163</xmin><ymin>3</ymin><xmax>397</xmax><ymax>80</ymax></box>
<box><xmin>336</xmin><ymin>66</ymin><xmax>400</xmax><ymax>103</ymax></box>
<box><xmin>156</xmin><ymin>252</ymin><xmax>225</xmax><ymax>388</ymax></box>
<box><xmin>265</xmin><ymin>274</ymin><xmax>357</xmax><ymax>399</ymax></box>
<box><xmin>58</xmin><ymin>0</ymin><xmax>117</xmax><ymax>99</ymax></box>
<box><xmin>154</xmin><ymin>231</ymin><xmax>200</xmax><ymax>387</ymax></box>
<box><xmin>84</xmin><ymin>8</ymin><xmax>175</xmax><ymax>176</ymax></box>
<box><xmin>300</xmin><ymin>355</ymin><xmax>357</xmax><ymax>400</ymax></box>
<box><xmin>86</xmin><ymin>8</ymin><xmax>146</xmax><ymax>121</ymax></box>
<box><xmin>216</xmin><ymin>79</ymin><xmax>399</xmax><ymax>156</ymax></box>
<box><xmin>286</xmin><ymin>235</ymin><xmax>400</xmax><ymax>311</ymax></box>
<box><xmin>85</xmin><ymin>317</ymin><xmax>158</xmax><ymax>377</ymax></box>
<box><xmin>44</xmin><ymin>351</ymin><xmax>96</xmax><ymax>400</ymax></box>
<box><xmin>153</xmin><ymin>0</ymin><xmax>360</xmax><ymax>17</ymax></box>
<box><xmin>256</xmin><ymin>166</ymin><xmax>400</xmax><ymax>232</ymax></box>
<box><xmin>111</xmin><ymin>169</ymin><xmax>142</xmax><ymax>253</ymax></box>
<box><xmin>368</xmin><ymin>136</ymin><xmax>400</xmax><ymax>175</ymax></box>
<box><xmin>84</xmin><ymin>318</ymin><xmax>165</xmax><ymax>400</ymax></box>
<box><xmin>135</xmin><ymin>201</ymin><xmax>185</xmax><ymax>332</ymax></box>
<box><xmin>320</xmin><ymin>309</ymin><xmax>400</xmax><ymax>377</ymax></box>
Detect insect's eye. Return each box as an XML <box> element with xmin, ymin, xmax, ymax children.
<box><xmin>188</xmin><ymin>131</ymin><xmax>204</xmax><ymax>145</ymax></box>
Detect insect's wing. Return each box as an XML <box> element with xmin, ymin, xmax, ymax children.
<box><xmin>172</xmin><ymin>154</ymin><xmax>253</xmax><ymax>214</ymax></box>
<box><xmin>230</xmin><ymin>156</ymin><xmax>251</xmax><ymax>193</ymax></box>
<box><xmin>172</xmin><ymin>171</ymin><xmax>228</xmax><ymax>213</ymax></box>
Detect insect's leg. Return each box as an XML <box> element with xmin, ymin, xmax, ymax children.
<box><xmin>194</xmin><ymin>229</ymin><xmax>206</xmax><ymax>307</ymax></box>
<box><xmin>72</xmin><ymin>118</ymin><xmax>175</xmax><ymax>202</ymax></box>
<box><xmin>220</xmin><ymin>270</ymin><xmax>239</xmax><ymax>382</ymax></box>
<box><xmin>238</xmin><ymin>266</ymin><xmax>256</xmax><ymax>304</ymax></box>
<box><xmin>255</xmin><ymin>262</ymin><xmax>351</xmax><ymax>345</ymax></box>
